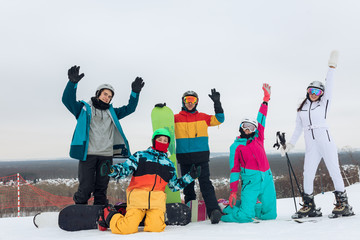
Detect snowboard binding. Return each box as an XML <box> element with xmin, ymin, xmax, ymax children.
<box><xmin>97</xmin><ymin>204</ymin><xmax>119</xmax><ymax>231</ymax></box>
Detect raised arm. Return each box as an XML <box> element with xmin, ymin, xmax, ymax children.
<box><xmin>62</xmin><ymin>66</ymin><xmax>85</xmax><ymax>118</ymax></box>
<box><xmin>257</xmin><ymin>83</ymin><xmax>271</xmax><ymax>141</ymax></box>
<box><xmin>113</xmin><ymin>77</ymin><xmax>143</xmax><ymax>119</ymax></box>
<box><xmin>208</xmin><ymin>88</ymin><xmax>225</xmax><ymax>125</ymax></box>
<box><xmin>323</xmin><ymin>50</ymin><xmax>338</xmax><ymax>104</ymax></box>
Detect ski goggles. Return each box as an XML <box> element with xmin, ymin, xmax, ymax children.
<box><xmin>241</xmin><ymin>122</ymin><xmax>257</xmax><ymax>132</ymax></box>
<box><xmin>183</xmin><ymin>96</ymin><xmax>198</xmax><ymax>104</ymax></box>
<box><xmin>307</xmin><ymin>88</ymin><xmax>323</xmax><ymax>96</ymax></box>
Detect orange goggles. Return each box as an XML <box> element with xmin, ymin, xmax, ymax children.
<box><xmin>183</xmin><ymin>96</ymin><xmax>198</xmax><ymax>104</ymax></box>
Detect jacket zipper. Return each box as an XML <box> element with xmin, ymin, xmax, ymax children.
<box><xmin>128</xmin><ymin>189</ymin><xmax>134</xmax><ymax>205</ymax></box>
<box><xmin>242</xmin><ymin>180</ymin><xmax>251</xmax><ymax>191</ymax></box>
<box><xmin>308</xmin><ymin>102</ymin><xmax>315</xmax><ymax>139</ymax></box>
<box><xmin>326</xmin><ymin>130</ymin><xmax>331</xmax><ymax>142</ymax></box>
<box><xmin>239</xmin><ymin>150</ymin><xmax>246</xmax><ymax>173</ymax></box>
<box><xmin>325</xmin><ymin>100</ymin><xmax>329</xmax><ymax>119</ymax></box>
<box><xmin>149</xmin><ymin>155</ymin><xmax>159</xmax><ymax>209</ymax></box>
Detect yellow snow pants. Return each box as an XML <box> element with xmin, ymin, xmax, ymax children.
<box><xmin>109</xmin><ymin>208</ymin><xmax>166</xmax><ymax>234</ymax></box>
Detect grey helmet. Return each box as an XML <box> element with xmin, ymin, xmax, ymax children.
<box><xmin>182</xmin><ymin>90</ymin><xmax>198</xmax><ymax>99</ymax></box>
<box><xmin>307</xmin><ymin>81</ymin><xmax>325</xmax><ymax>91</ymax></box>
<box><xmin>96</xmin><ymin>84</ymin><xmax>115</xmax><ymax>98</ymax></box>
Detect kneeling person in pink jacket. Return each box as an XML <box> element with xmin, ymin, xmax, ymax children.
<box><xmin>221</xmin><ymin>83</ymin><xmax>277</xmax><ymax>223</ymax></box>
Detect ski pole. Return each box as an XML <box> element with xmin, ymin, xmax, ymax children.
<box><xmin>274</xmin><ymin>132</ymin><xmax>304</xmax><ymax>212</ymax></box>
<box><xmin>284</xmin><ymin>151</ymin><xmax>303</xmax><ymax>196</ymax></box>
<box><xmin>285</xmin><ymin>153</ymin><xmax>297</xmax><ymax>212</ymax></box>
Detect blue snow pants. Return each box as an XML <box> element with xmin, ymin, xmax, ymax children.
<box><xmin>221</xmin><ymin>169</ymin><xmax>277</xmax><ymax>223</ymax></box>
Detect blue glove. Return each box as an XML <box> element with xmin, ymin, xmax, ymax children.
<box><xmin>108</xmin><ymin>165</ymin><xmax>123</xmax><ymax>179</ymax></box>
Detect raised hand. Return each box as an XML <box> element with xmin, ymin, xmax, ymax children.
<box><xmin>262</xmin><ymin>83</ymin><xmax>271</xmax><ymax>102</ymax></box>
<box><xmin>131</xmin><ymin>77</ymin><xmax>145</xmax><ymax>93</ymax></box>
<box><xmin>68</xmin><ymin>65</ymin><xmax>85</xmax><ymax>83</ymax></box>
<box><xmin>328</xmin><ymin>50</ymin><xmax>339</xmax><ymax>68</ymax></box>
<box><xmin>208</xmin><ymin>88</ymin><xmax>220</xmax><ymax>103</ymax></box>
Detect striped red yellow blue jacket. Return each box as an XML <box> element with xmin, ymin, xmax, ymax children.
<box><xmin>175</xmin><ymin>110</ymin><xmax>224</xmax><ymax>164</ymax></box>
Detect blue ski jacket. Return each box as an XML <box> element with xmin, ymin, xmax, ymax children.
<box><xmin>62</xmin><ymin>81</ymin><xmax>139</xmax><ymax>161</ymax></box>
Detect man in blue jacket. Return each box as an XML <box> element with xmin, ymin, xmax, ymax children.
<box><xmin>62</xmin><ymin>65</ymin><xmax>144</xmax><ymax>205</ymax></box>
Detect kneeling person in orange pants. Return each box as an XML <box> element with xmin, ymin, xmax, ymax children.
<box><xmin>98</xmin><ymin>128</ymin><xmax>201</xmax><ymax>234</ymax></box>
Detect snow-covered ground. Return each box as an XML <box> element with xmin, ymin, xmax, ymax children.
<box><xmin>2</xmin><ymin>183</ymin><xmax>360</xmax><ymax>240</ymax></box>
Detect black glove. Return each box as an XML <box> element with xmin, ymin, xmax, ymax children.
<box><xmin>68</xmin><ymin>65</ymin><xmax>84</xmax><ymax>83</ymax></box>
<box><xmin>208</xmin><ymin>88</ymin><xmax>220</xmax><ymax>103</ymax></box>
<box><xmin>131</xmin><ymin>77</ymin><xmax>145</xmax><ymax>93</ymax></box>
<box><xmin>189</xmin><ymin>164</ymin><xmax>201</xmax><ymax>179</ymax></box>
<box><xmin>208</xmin><ymin>88</ymin><xmax>223</xmax><ymax>114</ymax></box>
<box><xmin>155</xmin><ymin>103</ymin><xmax>166</xmax><ymax>108</ymax></box>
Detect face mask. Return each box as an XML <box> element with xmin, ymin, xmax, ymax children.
<box><xmin>154</xmin><ymin>141</ymin><xmax>169</xmax><ymax>153</ymax></box>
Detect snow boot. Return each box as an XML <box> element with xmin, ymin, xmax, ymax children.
<box><xmin>97</xmin><ymin>204</ymin><xmax>119</xmax><ymax>230</ymax></box>
<box><xmin>210</xmin><ymin>209</ymin><xmax>222</xmax><ymax>224</ymax></box>
<box><xmin>291</xmin><ymin>193</ymin><xmax>322</xmax><ymax>219</ymax></box>
<box><xmin>329</xmin><ymin>191</ymin><xmax>354</xmax><ymax>218</ymax></box>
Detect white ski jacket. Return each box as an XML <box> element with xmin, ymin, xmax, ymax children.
<box><xmin>289</xmin><ymin>67</ymin><xmax>335</xmax><ymax>145</ymax></box>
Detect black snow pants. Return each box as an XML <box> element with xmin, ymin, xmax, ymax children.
<box><xmin>180</xmin><ymin>161</ymin><xmax>220</xmax><ymax>217</ymax></box>
<box><xmin>73</xmin><ymin>155</ymin><xmax>112</xmax><ymax>205</ymax></box>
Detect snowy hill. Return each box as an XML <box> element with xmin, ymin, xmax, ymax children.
<box><xmin>2</xmin><ymin>183</ymin><xmax>360</xmax><ymax>240</ymax></box>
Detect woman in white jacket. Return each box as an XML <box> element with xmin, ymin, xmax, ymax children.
<box><xmin>283</xmin><ymin>51</ymin><xmax>354</xmax><ymax>219</ymax></box>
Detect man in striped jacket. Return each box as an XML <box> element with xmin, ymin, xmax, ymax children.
<box><xmin>175</xmin><ymin>89</ymin><xmax>225</xmax><ymax>224</ymax></box>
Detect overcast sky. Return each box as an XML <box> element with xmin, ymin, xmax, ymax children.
<box><xmin>1</xmin><ymin>0</ymin><xmax>360</xmax><ymax>160</ymax></box>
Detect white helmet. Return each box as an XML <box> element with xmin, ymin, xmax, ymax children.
<box><xmin>96</xmin><ymin>84</ymin><xmax>115</xmax><ymax>97</ymax></box>
<box><xmin>239</xmin><ymin>117</ymin><xmax>258</xmax><ymax>132</ymax></box>
<box><xmin>307</xmin><ymin>81</ymin><xmax>325</xmax><ymax>91</ymax></box>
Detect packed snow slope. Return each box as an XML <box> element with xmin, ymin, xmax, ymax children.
<box><xmin>2</xmin><ymin>183</ymin><xmax>360</xmax><ymax>240</ymax></box>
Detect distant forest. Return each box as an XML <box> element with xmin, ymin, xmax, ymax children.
<box><xmin>1</xmin><ymin>151</ymin><xmax>359</xmax><ymax>181</ymax></box>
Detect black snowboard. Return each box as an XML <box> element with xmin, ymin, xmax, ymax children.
<box><xmin>165</xmin><ymin>202</ymin><xmax>191</xmax><ymax>226</ymax></box>
<box><xmin>58</xmin><ymin>204</ymin><xmax>104</xmax><ymax>231</ymax></box>
<box><xmin>114</xmin><ymin>202</ymin><xmax>191</xmax><ymax>226</ymax></box>
<box><xmin>58</xmin><ymin>202</ymin><xmax>191</xmax><ymax>231</ymax></box>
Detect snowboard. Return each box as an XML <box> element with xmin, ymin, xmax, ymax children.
<box><xmin>33</xmin><ymin>212</ymin><xmax>59</xmax><ymax>228</ymax></box>
<box><xmin>187</xmin><ymin>200</ymin><xmax>208</xmax><ymax>222</ymax></box>
<box><xmin>59</xmin><ymin>204</ymin><xmax>103</xmax><ymax>231</ymax></box>
<box><xmin>151</xmin><ymin>105</ymin><xmax>181</xmax><ymax>203</ymax></box>
<box><xmin>114</xmin><ymin>202</ymin><xmax>191</xmax><ymax>226</ymax></box>
<box><xmin>33</xmin><ymin>203</ymin><xmax>191</xmax><ymax>231</ymax></box>
<box><xmin>187</xmin><ymin>199</ymin><xmax>229</xmax><ymax>222</ymax></box>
